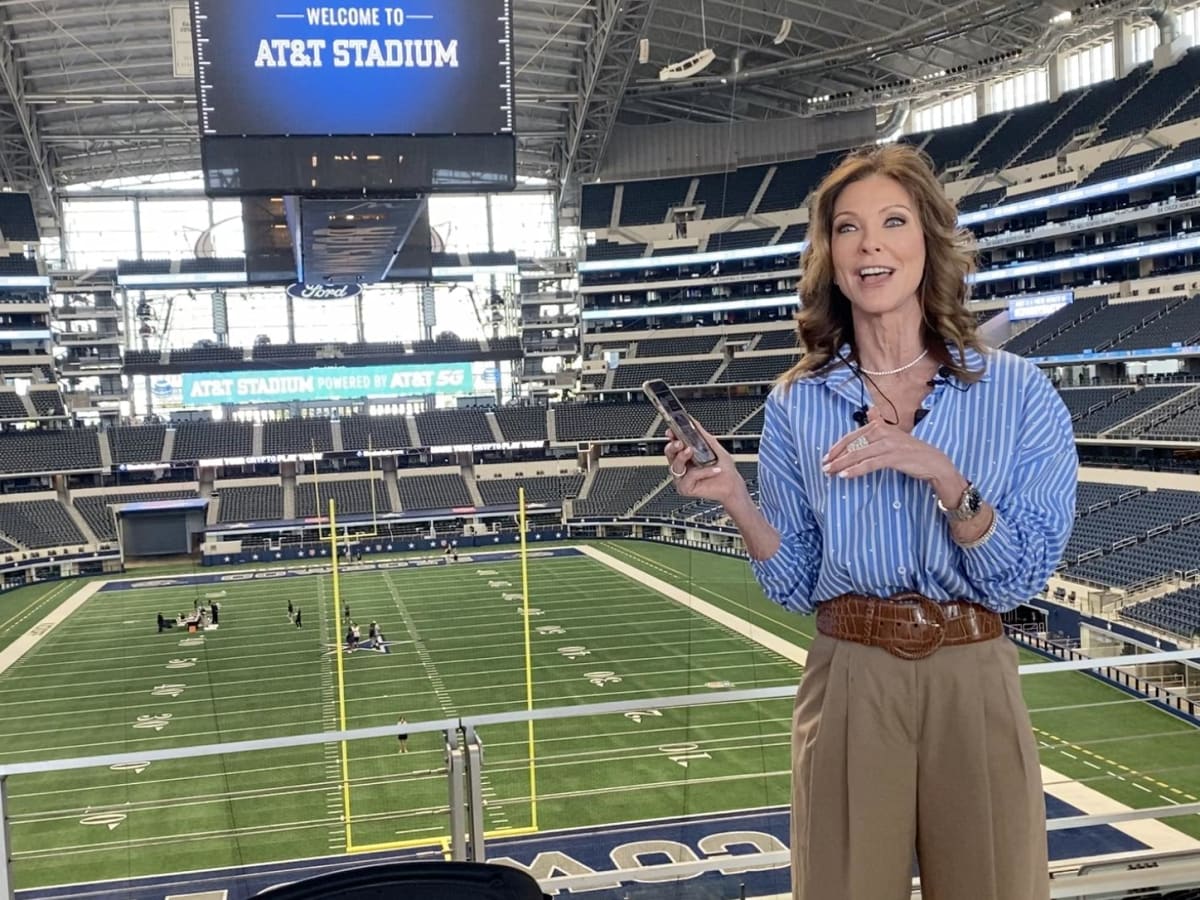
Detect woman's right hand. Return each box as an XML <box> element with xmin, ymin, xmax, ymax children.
<box><xmin>663</xmin><ymin>422</ymin><xmax>751</xmax><ymax>509</ymax></box>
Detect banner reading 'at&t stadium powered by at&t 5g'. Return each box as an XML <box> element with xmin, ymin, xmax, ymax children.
<box><xmin>180</xmin><ymin>363</ymin><xmax>480</xmax><ymax>406</ymax></box>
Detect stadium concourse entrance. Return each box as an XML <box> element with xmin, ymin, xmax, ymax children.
<box><xmin>112</xmin><ymin>497</ymin><xmax>209</xmax><ymax>562</ymax></box>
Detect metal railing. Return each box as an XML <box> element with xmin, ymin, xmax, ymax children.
<box><xmin>2</xmin><ymin>647</ymin><xmax>1199</xmax><ymax>899</ymax></box>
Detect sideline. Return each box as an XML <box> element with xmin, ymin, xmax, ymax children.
<box><xmin>578</xmin><ymin>544</ymin><xmax>807</xmax><ymax>665</ymax></box>
<box><xmin>0</xmin><ymin>581</ymin><xmax>104</xmax><ymax>678</ymax></box>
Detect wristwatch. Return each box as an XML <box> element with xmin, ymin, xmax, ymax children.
<box><xmin>937</xmin><ymin>481</ymin><xmax>984</xmax><ymax>521</ymax></box>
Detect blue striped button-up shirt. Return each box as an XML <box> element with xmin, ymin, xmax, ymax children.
<box><xmin>750</xmin><ymin>344</ymin><xmax>1077</xmax><ymax>614</ymax></box>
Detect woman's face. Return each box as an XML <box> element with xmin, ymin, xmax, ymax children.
<box><xmin>830</xmin><ymin>173</ymin><xmax>926</xmax><ymax>320</ymax></box>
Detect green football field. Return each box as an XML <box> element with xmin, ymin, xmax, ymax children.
<box><xmin>0</xmin><ymin>540</ymin><xmax>1196</xmax><ymax>891</ymax></box>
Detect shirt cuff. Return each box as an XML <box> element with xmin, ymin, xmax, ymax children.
<box><xmin>958</xmin><ymin>508</ymin><xmax>1019</xmax><ymax>579</ymax></box>
<box><xmin>750</xmin><ymin>538</ymin><xmax>805</xmax><ymax>606</ymax></box>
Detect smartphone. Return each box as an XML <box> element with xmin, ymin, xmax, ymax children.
<box><xmin>642</xmin><ymin>379</ymin><xmax>718</xmax><ymax>467</ymax></box>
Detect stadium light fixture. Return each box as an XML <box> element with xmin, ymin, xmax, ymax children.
<box><xmin>660</xmin><ymin>0</ymin><xmax>716</xmax><ymax>81</ymax></box>
<box><xmin>659</xmin><ymin>48</ymin><xmax>717</xmax><ymax>81</ymax></box>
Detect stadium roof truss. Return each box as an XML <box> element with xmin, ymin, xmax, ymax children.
<box><xmin>0</xmin><ymin>0</ymin><xmax>1172</xmax><ymax>234</ymax></box>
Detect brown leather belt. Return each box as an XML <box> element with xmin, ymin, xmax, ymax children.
<box><xmin>815</xmin><ymin>592</ymin><xmax>1003</xmax><ymax>660</ymax></box>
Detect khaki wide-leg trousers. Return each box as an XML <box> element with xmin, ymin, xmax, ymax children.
<box><xmin>790</xmin><ymin>633</ymin><xmax>1050</xmax><ymax>900</ymax></box>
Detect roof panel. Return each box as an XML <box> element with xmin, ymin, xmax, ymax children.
<box><xmin>0</xmin><ymin>0</ymin><xmax>1156</xmax><ymax>204</ymax></box>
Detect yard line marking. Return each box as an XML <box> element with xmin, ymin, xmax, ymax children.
<box><xmin>0</xmin><ymin>582</ymin><xmax>105</xmax><ymax>677</ymax></box>
<box><xmin>599</xmin><ymin>543</ymin><xmax>814</xmax><ymax>646</ymax></box>
<box><xmin>1034</xmin><ymin>725</ymin><xmax>1200</xmax><ymax>805</ymax></box>
<box><xmin>399</xmin><ymin>574</ymin><xmax>515</xmax><ymax>834</ymax></box>
<box><xmin>0</xmin><ymin>581</ymin><xmax>75</xmax><ymax>643</ymax></box>
<box><xmin>317</xmin><ymin>575</ymin><xmax>347</xmax><ymax>854</ymax></box>
<box><xmin>577</xmin><ymin>545</ymin><xmax>809</xmax><ymax>667</ymax></box>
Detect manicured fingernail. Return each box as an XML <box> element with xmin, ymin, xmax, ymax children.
<box><xmin>837</xmin><ymin>471</ymin><xmax>848</xmax><ymax>479</ymax></box>
<box><xmin>822</xmin><ymin>463</ymin><xmax>832</xmax><ymax>474</ymax></box>
<box><xmin>713</xmin><ymin>467</ymin><xmax>722</xmax><ymax>474</ymax></box>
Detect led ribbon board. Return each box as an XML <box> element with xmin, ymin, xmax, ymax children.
<box><xmin>1007</xmin><ymin>290</ymin><xmax>1073</xmax><ymax>321</ymax></box>
<box><xmin>181</xmin><ymin>362</ymin><xmax>477</xmax><ymax>405</ymax></box>
<box><xmin>193</xmin><ymin>0</ymin><xmax>514</xmax><ymax>137</ymax></box>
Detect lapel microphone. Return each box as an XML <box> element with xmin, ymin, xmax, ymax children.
<box><xmin>927</xmin><ymin>365</ymin><xmax>972</xmax><ymax>393</ymax></box>
<box><xmin>846</xmin><ymin>361</ymin><xmax>971</xmax><ymax>429</ymax></box>
<box><xmin>837</xmin><ymin>347</ymin><xmax>900</xmax><ymax>427</ymax></box>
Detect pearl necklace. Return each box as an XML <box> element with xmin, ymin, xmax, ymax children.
<box><xmin>858</xmin><ymin>348</ymin><xmax>929</xmax><ymax>377</ymax></box>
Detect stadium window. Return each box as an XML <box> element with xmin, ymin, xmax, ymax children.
<box><xmin>428</xmin><ymin>191</ymin><xmax>559</xmax><ymax>257</ymax></box>
<box><xmin>374</xmin><ymin>281</ymin><xmax>492</xmax><ymax>346</ymax></box>
<box><xmin>488</xmin><ymin>192</ymin><xmax>558</xmax><ymax>258</ymax></box>
<box><xmin>988</xmin><ymin>68</ymin><xmax>1048</xmax><ymax>113</ymax></box>
<box><xmin>224</xmin><ymin>290</ymin><xmax>290</xmax><ymax>347</ymax></box>
<box><xmin>1131</xmin><ymin>23</ymin><xmax>1158</xmax><ymax>65</ymax></box>
<box><xmin>138</xmin><ymin>199</ymin><xmax>215</xmax><ymax>259</ymax></box>
<box><xmin>64</xmin><ymin>183</ymin><xmax>246</xmax><ymax>270</ymax></box>
<box><xmin>560</xmin><ymin>224</ymin><xmax>583</xmax><ymax>258</ymax></box>
<box><xmin>39</xmin><ymin>236</ymin><xmax>64</xmax><ymax>270</ymax></box>
<box><xmin>911</xmin><ymin>92</ymin><xmax>977</xmax><ymax>133</ymax></box>
<box><xmin>429</xmin><ymin>196</ymin><xmax>490</xmax><ymax>252</ymax></box>
<box><xmin>62</xmin><ymin>199</ymin><xmax>138</xmax><ymax>269</ymax></box>
<box><xmin>152</xmin><ymin>287</ymin><xmax>235</xmax><ymax>350</ymax></box>
<box><xmin>293</xmin><ymin>302</ymin><xmax>360</xmax><ymax>344</ymax></box>
<box><xmin>1179</xmin><ymin>3</ymin><xmax>1200</xmax><ymax>45</ymax></box>
<box><xmin>66</xmin><ymin>169</ymin><xmax>206</xmax><ymax>193</ymax></box>
<box><xmin>1066</xmin><ymin>52</ymin><xmax>1080</xmax><ymax>89</ymax></box>
<box><xmin>209</xmin><ymin>199</ymin><xmax>246</xmax><ymax>258</ymax></box>
<box><xmin>1061</xmin><ymin>39</ymin><xmax>1115</xmax><ymax>91</ymax></box>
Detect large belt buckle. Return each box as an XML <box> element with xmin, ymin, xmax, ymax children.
<box><xmin>888</xmin><ymin>592</ymin><xmax>946</xmax><ymax>660</ymax></box>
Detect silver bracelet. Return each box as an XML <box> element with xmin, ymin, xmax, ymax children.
<box><xmin>955</xmin><ymin>510</ymin><xmax>998</xmax><ymax>550</ymax></box>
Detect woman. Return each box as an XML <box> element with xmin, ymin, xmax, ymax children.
<box><xmin>666</xmin><ymin>143</ymin><xmax>1076</xmax><ymax>900</ymax></box>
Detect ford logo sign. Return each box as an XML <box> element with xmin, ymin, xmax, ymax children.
<box><xmin>286</xmin><ymin>283</ymin><xmax>364</xmax><ymax>301</ymax></box>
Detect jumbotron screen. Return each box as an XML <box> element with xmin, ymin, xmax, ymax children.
<box><xmin>192</xmin><ymin>0</ymin><xmax>514</xmax><ymax>137</ymax></box>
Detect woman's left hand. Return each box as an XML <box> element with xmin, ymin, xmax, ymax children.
<box><xmin>822</xmin><ymin>407</ymin><xmax>962</xmax><ymax>495</ymax></box>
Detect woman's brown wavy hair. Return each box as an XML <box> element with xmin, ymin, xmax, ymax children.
<box><xmin>781</xmin><ymin>143</ymin><xmax>984</xmax><ymax>384</ymax></box>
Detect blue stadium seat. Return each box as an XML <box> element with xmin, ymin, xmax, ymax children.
<box><xmin>618</xmin><ymin>176</ymin><xmax>693</xmax><ymax>226</ymax></box>
<box><xmin>580</xmin><ymin>183</ymin><xmax>616</xmax><ymax>229</ymax></box>
<box><xmin>1014</xmin><ymin>68</ymin><xmax>1151</xmax><ymax>166</ymax></box>
<box><xmin>757</xmin><ymin>153</ymin><xmax>838</xmax><ymax>214</ymax></box>
<box><xmin>0</xmin><ymin>193</ymin><xmax>39</xmax><ymax>242</ymax></box>
<box><xmin>707</xmin><ymin>227</ymin><xmax>778</xmax><ymax>252</ymax></box>
<box><xmin>585</xmin><ymin>239</ymin><xmax>647</xmax><ymax>261</ymax></box>
<box><xmin>1080</xmin><ymin>148</ymin><xmax>1170</xmax><ymax>187</ymax></box>
<box><xmin>1101</xmin><ymin>48</ymin><xmax>1200</xmax><ymax>141</ymax></box>
<box><xmin>692</xmin><ymin>165</ymin><xmax>770</xmax><ymax>218</ymax></box>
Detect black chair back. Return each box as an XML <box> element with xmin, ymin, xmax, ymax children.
<box><xmin>253</xmin><ymin>860</ymin><xmax>549</xmax><ymax>899</ymax></box>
